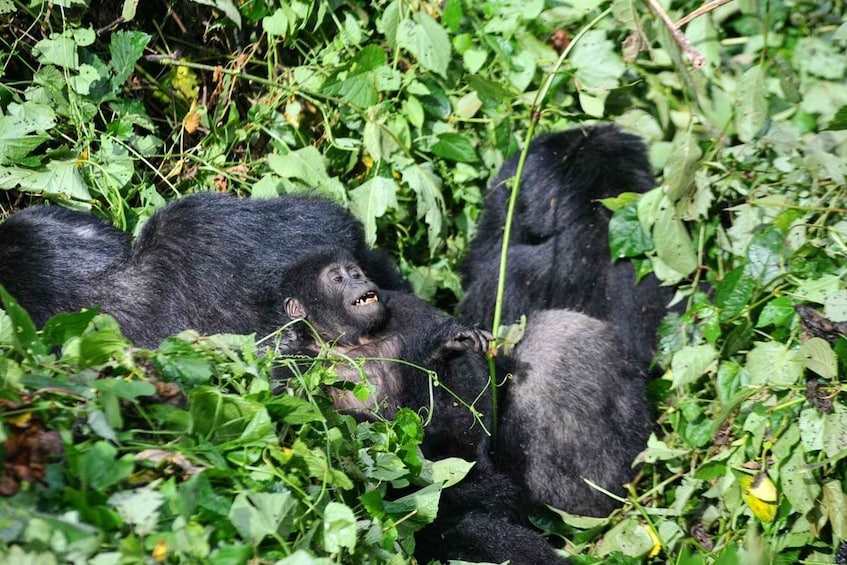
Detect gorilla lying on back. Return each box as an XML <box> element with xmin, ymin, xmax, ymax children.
<box><xmin>460</xmin><ymin>124</ymin><xmax>673</xmax><ymax>370</ymax></box>
<box><xmin>276</xmin><ymin>247</ymin><xmax>569</xmax><ymax>564</ymax></box>
<box><xmin>0</xmin><ymin>193</ymin><xmax>406</xmax><ymax>347</ymax></box>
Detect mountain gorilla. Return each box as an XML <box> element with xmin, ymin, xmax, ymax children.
<box><xmin>0</xmin><ymin>206</ymin><xmax>130</xmax><ymax>328</ymax></box>
<box><xmin>459</xmin><ymin>125</ymin><xmax>658</xmax><ymax>518</ymax></box>
<box><xmin>275</xmin><ymin>247</ymin><xmax>568</xmax><ymax>564</ymax></box>
<box><xmin>0</xmin><ymin>193</ymin><xmax>407</xmax><ymax>348</ymax></box>
<box><xmin>459</xmin><ymin>124</ymin><xmax>673</xmax><ymax>370</ymax></box>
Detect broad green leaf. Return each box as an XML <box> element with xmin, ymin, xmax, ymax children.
<box><xmin>108</xmin><ymin>486</ymin><xmax>164</xmax><ymax>536</ymax></box>
<box><xmin>401</xmin><ymin>163</ymin><xmax>445</xmax><ymax>255</ymax></box>
<box><xmin>744</xmin><ymin>228</ymin><xmax>783</xmax><ymax>286</ymax></box>
<box><xmin>779</xmin><ymin>445</ymin><xmax>819</xmax><ymax>514</ymax></box>
<box><xmin>609</xmin><ymin>200</ymin><xmax>653</xmax><ymax>259</ymax></box>
<box><xmin>33</xmin><ymin>35</ymin><xmax>79</xmax><ymax>69</ymax></box>
<box><xmin>228</xmin><ymin>491</ymin><xmax>296</xmax><ymax>543</ymax></box>
<box><xmin>822</xmin><ymin>480</ymin><xmax>847</xmax><ymax>539</ymax></box>
<box><xmin>383</xmin><ymin>482</ymin><xmax>441</xmax><ymax>526</ymax></box>
<box><xmin>72</xmin><ymin>441</ymin><xmax>135</xmax><ymax>491</ymax></box>
<box><xmin>746</xmin><ymin>341</ymin><xmax>803</xmax><ymax>388</ymax></box>
<box><xmin>713</xmin><ymin>267</ymin><xmax>755</xmax><ymax>322</ymax></box>
<box><xmin>756</xmin><ymin>296</ymin><xmax>795</xmax><ymax>328</ymax></box>
<box><xmin>671</xmin><ymin>344</ymin><xmax>717</xmax><ymax>389</ymax></box>
<box><xmin>431</xmin><ymin>133</ymin><xmax>478</xmax><ymax>163</ymax></box>
<box><xmin>267</xmin><ymin>147</ymin><xmax>346</xmax><ymax>202</ymax></box>
<box><xmin>110</xmin><ymin>31</ymin><xmax>151</xmax><ymax>90</ymax></box>
<box><xmin>428</xmin><ymin>458</ymin><xmax>474</xmax><ymax>488</ymax></box>
<box><xmin>825</xmin><ymin>289</ymin><xmax>847</xmax><ymax>322</ymax></box>
<box><xmin>90</xmin><ymin>378</ymin><xmax>156</xmax><ymax>401</ymax></box>
<box><xmin>0</xmin><ymin>159</ymin><xmax>92</xmax><ymax>200</ymax></box>
<box><xmin>350</xmin><ymin>176</ymin><xmax>399</xmax><ymax>245</ymax></box>
<box><xmin>663</xmin><ymin>131</ymin><xmax>703</xmax><ymax>203</ymax></box>
<box><xmin>736</xmin><ymin>66</ymin><xmax>767</xmax><ymax>142</ymax></box>
<box><xmin>263</xmin><ymin>8</ymin><xmax>289</xmax><ymax>36</ymax></box>
<box><xmin>0</xmin><ymin>285</ymin><xmax>47</xmax><ymax>359</ymax></box>
<box><xmin>652</xmin><ymin>195</ymin><xmax>697</xmax><ymax>277</ymax></box>
<box><xmin>800</xmin><ymin>407</ymin><xmax>824</xmax><ymax>452</ymax></box>
<box><xmin>799</xmin><ymin>337</ymin><xmax>837</xmax><ymax>379</ymax></box>
<box><xmin>823</xmin><ymin>408</ymin><xmax>847</xmax><ymax>458</ymax></box>
<box><xmin>570</xmin><ymin>30</ymin><xmax>625</xmax><ymax>90</ymax></box>
<box><xmin>597</xmin><ymin>517</ymin><xmax>655</xmax><ymax>557</ymax></box>
<box><xmin>322</xmin><ymin>502</ymin><xmax>357</xmax><ymax>553</ymax></box>
<box><xmin>396</xmin><ymin>12</ymin><xmax>450</xmax><ymax>78</ymax></box>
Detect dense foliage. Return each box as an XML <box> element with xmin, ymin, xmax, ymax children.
<box><xmin>1</xmin><ymin>0</ymin><xmax>846</xmax><ymax>563</ymax></box>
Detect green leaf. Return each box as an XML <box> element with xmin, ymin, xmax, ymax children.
<box><xmin>72</xmin><ymin>441</ymin><xmax>135</xmax><ymax>491</ymax></box>
<box><xmin>428</xmin><ymin>457</ymin><xmax>474</xmax><ymax>488</ymax></box>
<box><xmin>663</xmin><ymin>131</ymin><xmax>703</xmax><ymax>203</ymax></box>
<box><xmin>0</xmin><ymin>285</ymin><xmax>47</xmax><ymax>358</ymax></box>
<box><xmin>744</xmin><ymin>228</ymin><xmax>783</xmax><ymax>285</ymax></box>
<box><xmin>746</xmin><ymin>341</ymin><xmax>803</xmax><ymax>388</ymax></box>
<box><xmin>396</xmin><ymin>12</ymin><xmax>451</xmax><ymax>77</ymax></box>
<box><xmin>33</xmin><ymin>34</ymin><xmax>79</xmax><ymax>69</ymax></box>
<box><xmin>108</xmin><ymin>486</ymin><xmax>164</xmax><ymax>536</ymax></box>
<box><xmin>823</xmin><ymin>408</ymin><xmax>847</xmax><ymax>458</ymax></box>
<box><xmin>228</xmin><ymin>491</ymin><xmax>296</xmax><ymax>543</ymax></box>
<box><xmin>779</xmin><ymin>445</ymin><xmax>819</xmax><ymax>514</ymax></box>
<box><xmin>431</xmin><ymin>133</ymin><xmax>478</xmax><ymax>163</ymax></box>
<box><xmin>671</xmin><ymin>344</ymin><xmax>717</xmax><ymax>389</ymax></box>
<box><xmin>652</xmin><ymin>195</ymin><xmax>697</xmax><ymax>277</ymax></box>
<box><xmin>799</xmin><ymin>337</ymin><xmax>837</xmax><ymax>379</ymax></box>
<box><xmin>714</xmin><ymin>267</ymin><xmax>755</xmax><ymax>322</ymax></box>
<box><xmin>349</xmin><ymin>176</ymin><xmax>399</xmax><ymax>245</ymax></box>
<box><xmin>596</xmin><ymin>517</ymin><xmax>656</xmax><ymax>557</ymax></box>
<box><xmin>609</xmin><ymin>200</ymin><xmax>653</xmax><ymax>259</ymax></box>
<box><xmin>265</xmin><ymin>394</ymin><xmax>325</xmax><ymax>425</ymax></box>
<box><xmin>267</xmin><ymin>147</ymin><xmax>346</xmax><ymax>201</ymax></box>
<box><xmin>570</xmin><ymin>30</ymin><xmax>625</xmax><ymax>90</ymax></box>
<box><xmin>322</xmin><ymin>502</ymin><xmax>357</xmax><ymax>553</ymax></box>
<box><xmin>735</xmin><ymin>66</ymin><xmax>767</xmax><ymax>142</ymax></box>
<box><xmin>401</xmin><ymin>163</ymin><xmax>445</xmax><ymax>255</ymax></box>
<box><xmin>90</xmin><ymin>378</ymin><xmax>157</xmax><ymax>401</ymax></box>
<box><xmin>755</xmin><ymin>297</ymin><xmax>795</xmax><ymax>328</ymax></box>
<box><xmin>110</xmin><ymin>31</ymin><xmax>151</xmax><ymax>90</ymax></box>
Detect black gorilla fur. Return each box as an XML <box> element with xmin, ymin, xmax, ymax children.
<box><xmin>0</xmin><ymin>206</ymin><xmax>130</xmax><ymax>328</ymax></box>
<box><xmin>275</xmin><ymin>248</ymin><xmax>569</xmax><ymax>563</ymax></box>
<box><xmin>459</xmin><ymin>125</ymin><xmax>658</xmax><ymax>518</ymax></box>
<box><xmin>0</xmin><ymin>193</ymin><xmax>406</xmax><ymax>348</ymax></box>
<box><xmin>0</xmin><ymin>195</ymin><xmax>568</xmax><ymax>563</ymax></box>
<box><xmin>459</xmin><ymin>124</ymin><xmax>673</xmax><ymax>370</ymax></box>
<box><xmin>498</xmin><ymin>309</ymin><xmax>651</xmax><ymax>516</ymax></box>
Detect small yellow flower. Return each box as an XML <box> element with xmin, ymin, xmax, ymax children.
<box><xmin>152</xmin><ymin>539</ymin><xmax>167</xmax><ymax>563</ymax></box>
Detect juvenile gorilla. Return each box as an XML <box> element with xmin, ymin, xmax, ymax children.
<box><xmin>278</xmin><ymin>247</ymin><xmax>493</xmax><ymax>461</ymax></box>
<box><xmin>0</xmin><ymin>193</ymin><xmax>406</xmax><ymax>347</ymax></box>
<box><xmin>276</xmin><ymin>248</ymin><xmax>569</xmax><ymax>564</ymax></box>
<box><xmin>459</xmin><ymin>124</ymin><xmax>673</xmax><ymax>370</ymax></box>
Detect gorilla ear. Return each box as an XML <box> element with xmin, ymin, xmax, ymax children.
<box><xmin>284</xmin><ymin>297</ymin><xmax>307</xmax><ymax>319</ymax></box>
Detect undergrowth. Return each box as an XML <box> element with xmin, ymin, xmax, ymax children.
<box><xmin>1</xmin><ymin>0</ymin><xmax>847</xmax><ymax>563</ymax></box>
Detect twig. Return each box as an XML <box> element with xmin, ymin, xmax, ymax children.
<box><xmin>646</xmin><ymin>0</ymin><xmax>706</xmax><ymax>68</ymax></box>
<box><xmin>675</xmin><ymin>0</ymin><xmax>733</xmax><ymax>28</ymax></box>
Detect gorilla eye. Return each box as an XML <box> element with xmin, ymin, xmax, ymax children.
<box><xmin>332</xmin><ymin>275</ymin><xmax>343</xmax><ymax>283</ymax></box>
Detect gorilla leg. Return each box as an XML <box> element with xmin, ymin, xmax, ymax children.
<box><xmin>497</xmin><ymin>309</ymin><xmax>651</xmax><ymax>516</ymax></box>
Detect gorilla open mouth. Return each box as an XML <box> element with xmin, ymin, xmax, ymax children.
<box><xmin>354</xmin><ymin>291</ymin><xmax>379</xmax><ymax>306</ymax></box>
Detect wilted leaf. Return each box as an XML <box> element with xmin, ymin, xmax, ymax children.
<box><xmin>737</xmin><ymin>472</ymin><xmax>777</xmax><ymax>523</ymax></box>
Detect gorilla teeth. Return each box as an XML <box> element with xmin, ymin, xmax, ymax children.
<box><xmin>354</xmin><ymin>291</ymin><xmax>378</xmax><ymax>306</ymax></box>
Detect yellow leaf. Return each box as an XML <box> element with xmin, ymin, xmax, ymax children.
<box><xmin>182</xmin><ymin>100</ymin><xmax>200</xmax><ymax>134</ymax></box>
<box><xmin>645</xmin><ymin>524</ymin><xmax>662</xmax><ymax>558</ymax></box>
<box><xmin>738</xmin><ymin>472</ymin><xmax>778</xmax><ymax>522</ymax></box>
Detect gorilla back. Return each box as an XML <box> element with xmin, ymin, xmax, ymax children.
<box><xmin>459</xmin><ymin>125</ymin><xmax>673</xmax><ymax>369</ymax></box>
<box><xmin>0</xmin><ymin>193</ymin><xmax>405</xmax><ymax>347</ymax></box>
<box><xmin>0</xmin><ymin>206</ymin><xmax>130</xmax><ymax>328</ymax></box>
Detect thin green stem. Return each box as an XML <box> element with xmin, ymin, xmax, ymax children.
<box><xmin>487</xmin><ymin>7</ymin><xmax>612</xmax><ymax>444</ymax></box>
